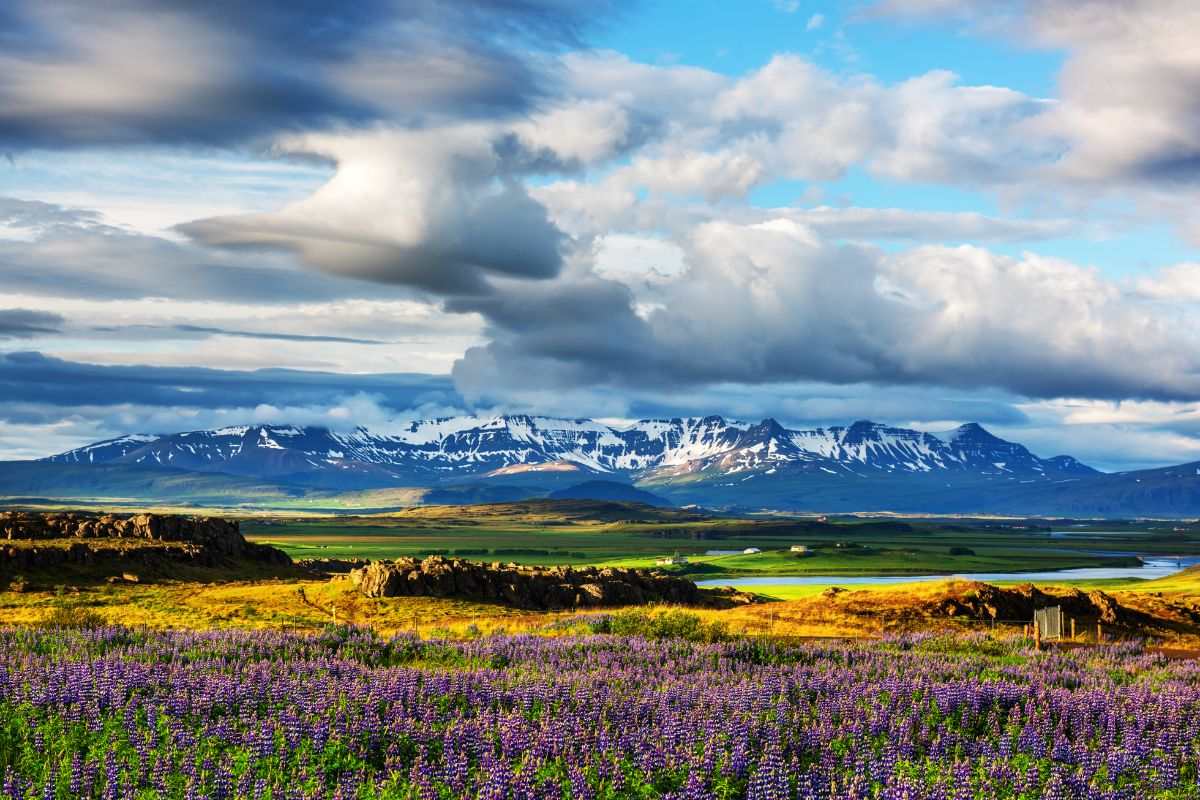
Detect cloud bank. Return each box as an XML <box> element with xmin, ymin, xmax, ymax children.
<box><xmin>0</xmin><ymin>0</ymin><xmax>614</xmax><ymax>149</ymax></box>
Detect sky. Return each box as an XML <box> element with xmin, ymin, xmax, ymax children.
<box><xmin>2</xmin><ymin>0</ymin><xmax>1200</xmax><ymax>471</ymax></box>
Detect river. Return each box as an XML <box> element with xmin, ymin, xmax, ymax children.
<box><xmin>694</xmin><ymin>555</ymin><xmax>1200</xmax><ymax>589</ymax></box>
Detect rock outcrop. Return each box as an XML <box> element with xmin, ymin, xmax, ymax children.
<box><xmin>349</xmin><ymin>556</ymin><xmax>735</xmax><ymax>610</ymax></box>
<box><xmin>298</xmin><ymin>557</ymin><xmax>370</xmax><ymax>576</ymax></box>
<box><xmin>0</xmin><ymin>511</ymin><xmax>291</xmax><ymax>574</ymax></box>
<box><xmin>926</xmin><ymin>581</ymin><xmax>1138</xmax><ymax>625</ymax></box>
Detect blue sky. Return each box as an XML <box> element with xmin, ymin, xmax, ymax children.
<box><xmin>597</xmin><ymin>0</ymin><xmax>1063</xmax><ymax>93</ymax></box>
<box><xmin>1</xmin><ymin>0</ymin><xmax>1200</xmax><ymax>471</ymax></box>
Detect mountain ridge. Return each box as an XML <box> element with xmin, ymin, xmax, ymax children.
<box><xmin>27</xmin><ymin>414</ymin><xmax>1200</xmax><ymax>515</ymax></box>
<box><xmin>45</xmin><ymin>414</ymin><xmax>1094</xmax><ymax>484</ymax></box>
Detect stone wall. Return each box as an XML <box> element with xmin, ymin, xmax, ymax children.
<box><xmin>349</xmin><ymin>556</ymin><xmax>725</xmax><ymax>610</ymax></box>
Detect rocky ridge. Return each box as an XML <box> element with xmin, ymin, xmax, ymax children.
<box><xmin>0</xmin><ymin>511</ymin><xmax>291</xmax><ymax>575</ymax></box>
<box><xmin>349</xmin><ymin>555</ymin><xmax>753</xmax><ymax>610</ymax></box>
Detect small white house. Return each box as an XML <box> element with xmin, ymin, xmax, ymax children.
<box><xmin>789</xmin><ymin>545</ymin><xmax>809</xmax><ymax>553</ymax></box>
<box><xmin>742</xmin><ymin>547</ymin><xmax>762</xmax><ymax>554</ymax></box>
<box><xmin>656</xmin><ymin>555</ymin><xmax>689</xmax><ymax>565</ymax></box>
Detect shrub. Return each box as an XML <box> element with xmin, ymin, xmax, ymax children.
<box><xmin>595</xmin><ymin>608</ymin><xmax>731</xmax><ymax>643</ymax></box>
<box><xmin>949</xmin><ymin>546</ymin><xmax>976</xmax><ymax>556</ymax></box>
<box><xmin>40</xmin><ymin>592</ymin><xmax>105</xmax><ymax>629</ymax></box>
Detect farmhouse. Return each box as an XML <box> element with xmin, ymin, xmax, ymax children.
<box><xmin>789</xmin><ymin>545</ymin><xmax>809</xmax><ymax>553</ymax></box>
<box><xmin>656</xmin><ymin>555</ymin><xmax>689</xmax><ymax>565</ymax></box>
<box><xmin>742</xmin><ymin>547</ymin><xmax>762</xmax><ymax>554</ymax></box>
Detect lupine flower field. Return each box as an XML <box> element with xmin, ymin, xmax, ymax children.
<box><xmin>0</xmin><ymin>627</ymin><xmax>1198</xmax><ymax>799</ymax></box>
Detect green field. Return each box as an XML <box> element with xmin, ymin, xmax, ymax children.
<box><xmin>241</xmin><ymin>501</ymin><xmax>1200</xmax><ymax>581</ymax></box>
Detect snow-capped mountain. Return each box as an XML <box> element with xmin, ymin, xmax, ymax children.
<box><xmin>46</xmin><ymin>414</ymin><xmax>1096</xmax><ymax>491</ymax></box>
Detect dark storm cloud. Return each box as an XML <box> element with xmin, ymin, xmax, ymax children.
<box><xmin>0</xmin><ymin>351</ymin><xmax>459</xmax><ymax>415</ymax></box>
<box><xmin>0</xmin><ymin>309</ymin><xmax>64</xmax><ymax>339</ymax></box>
<box><xmin>0</xmin><ymin>0</ymin><xmax>616</xmax><ymax>149</ymax></box>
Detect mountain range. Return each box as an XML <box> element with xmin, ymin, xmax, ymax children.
<box><xmin>4</xmin><ymin>414</ymin><xmax>1200</xmax><ymax>516</ymax></box>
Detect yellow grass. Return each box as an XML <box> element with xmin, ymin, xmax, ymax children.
<box><xmin>0</xmin><ymin>580</ymin><xmax>543</xmax><ymax>635</ymax></box>
<box><xmin>1126</xmin><ymin>565</ymin><xmax>1200</xmax><ymax>594</ymax></box>
<box><xmin>2</xmin><ymin>569</ymin><xmax>1196</xmax><ymax>644</ymax></box>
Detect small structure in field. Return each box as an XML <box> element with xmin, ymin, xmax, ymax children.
<box><xmin>742</xmin><ymin>547</ymin><xmax>762</xmax><ymax>554</ymax></box>
<box><xmin>656</xmin><ymin>555</ymin><xmax>689</xmax><ymax>565</ymax></box>
<box><xmin>789</xmin><ymin>545</ymin><xmax>809</xmax><ymax>554</ymax></box>
<box><xmin>1034</xmin><ymin>605</ymin><xmax>1064</xmax><ymax>640</ymax></box>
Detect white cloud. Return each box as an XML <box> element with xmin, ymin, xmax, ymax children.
<box><xmin>457</xmin><ymin>219</ymin><xmax>1200</xmax><ymax>404</ymax></box>
<box><xmin>181</xmin><ymin>125</ymin><xmax>565</xmax><ymax>294</ymax></box>
<box><xmin>514</xmin><ymin>99</ymin><xmax>632</xmax><ymax>164</ymax></box>
<box><xmin>1136</xmin><ymin>263</ymin><xmax>1200</xmax><ymax>301</ymax></box>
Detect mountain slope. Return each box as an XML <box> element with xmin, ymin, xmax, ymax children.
<box><xmin>31</xmin><ymin>414</ymin><xmax>1200</xmax><ymax>515</ymax></box>
<box><xmin>0</xmin><ymin>461</ymin><xmax>311</xmax><ymax>503</ymax></box>
<box><xmin>47</xmin><ymin>416</ymin><xmax>1093</xmax><ymax>484</ymax></box>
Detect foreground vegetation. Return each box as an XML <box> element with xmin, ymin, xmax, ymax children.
<box><xmin>1</xmin><ymin>502</ymin><xmax>1197</xmax><ymax>642</ymax></box>
<box><xmin>1</xmin><ymin>626</ymin><xmax>1198</xmax><ymax>799</ymax></box>
<box><xmin>2</xmin><ymin>564</ymin><xmax>1197</xmax><ymax>647</ymax></box>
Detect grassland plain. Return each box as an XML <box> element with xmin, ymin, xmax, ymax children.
<box><xmin>237</xmin><ymin>502</ymin><xmax>1197</xmax><ymax>580</ymax></box>
<box><xmin>3</xmin><ymin>501</ymin><xmax>1199</xmax><ymax>643</ymax></box>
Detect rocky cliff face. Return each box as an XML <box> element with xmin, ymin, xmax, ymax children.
<box><xmin>349</xmin><ymin>555</ymin><xmax>740</xmax><ymax>610</ymax></box>
<box><xmin>0</xmin><ymin>511</ymin><xmax>291</xmax><ymax>573</ymax></box>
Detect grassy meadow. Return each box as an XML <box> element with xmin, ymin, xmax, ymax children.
<box><xmin>239</xmin><ymin>504</ymin><xmax>1193</xmax><ymax>581</ymax></box>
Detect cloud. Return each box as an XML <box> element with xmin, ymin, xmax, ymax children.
<box><xmin>1136</xmin><ymin>263</ymin><xmax>1200</xmax><ymax>301</ymax></box>
<box><xmin>0</xmin><ymin>0</ymin><xmax>614</xmax><ymax>149</ymax></box>
<box><xmin>779</xmin><ymin>205</ymin><xmax>1080</xmax><ymax>243</ymax></box>
<box><xmin>0</xmin><ymin>293</ymin><xmax>485</xmax><ymax>377</ymax></box>
<box><xmin>868</xmin><ymin>0</ymin><xmax>1200</xmax><ymax>188</ymax></box>
<box><xmin>0</xmin><ymin>309</ymin><xmax>63</xmax><ymax>339</ymax></box>
<box><xmin>174</xmin><ymin>51</ymin><xmax>1063</xmax><ymax>299</ymax></box>
<box><xmin>0</xmin><ymin>351</ymin><xmax>459</xmax><ymax>413</ymax></box>
<box><xmin>538</xmin><ymin>53</ymin><xmax>1048</xmax><ymax>210</ymax></box>
<box><xmin>0</xmin><ymin>196</ymin><xmax>432</xmax><ymax>302</ymax></box>
<box><xmin>0</xmin><ymin>197</ymin><xmax>104</xmax><ymax>232</ymax></box>
<box><xmin>180</xmin><ymin>127</ymin><xmax>566</xmax><ymax>295</ymax></box>
<box><xmin>111</xmin><ymin>325</ymin><xmax>390</xmax><ymax>346</ymax></box>
<box><xmin>453</xmin><ymin>220</ymin><xmax>1200</xmax><ymax>404</ymax></box>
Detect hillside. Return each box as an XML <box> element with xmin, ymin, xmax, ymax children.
<box><xmin>0</xmin><ymin>461</ymin><xmax>312</xmax><ymax>503</ymax></box>
<box><xmin>391</xmin><ymin>499</ymin><xmax>708</xmax><ymax>524</ymax></box>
